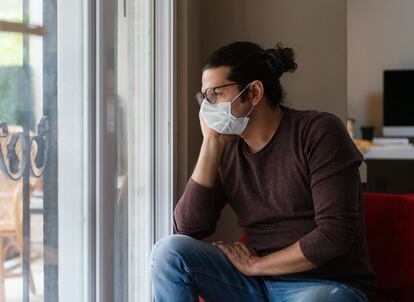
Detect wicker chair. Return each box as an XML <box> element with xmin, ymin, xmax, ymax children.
<box><xmin>0</xmin><ymin>126</ymin><xmax>36</xmax><ymax>301</ymax></box>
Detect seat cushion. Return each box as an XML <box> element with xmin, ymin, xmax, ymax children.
<box><xmin>364</xmin><ymin>193</ymin><xmax>414</xmax><ymax>294</ymax></box>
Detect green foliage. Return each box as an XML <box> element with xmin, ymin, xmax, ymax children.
<box><xmin>0</xmin><ymin>9</ymin><xmax>25</xmax><ymax>124</ymax></box>
<box><xmin>0</xmin><ymin>66</ymin><xmax>23</xmax><ymax>125</ymax></box>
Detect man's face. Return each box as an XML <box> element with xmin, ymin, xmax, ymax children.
<box><xmin>201</xmin><ymin>66</ymin><xmax>253</xmax><ymax>118</ymax></box>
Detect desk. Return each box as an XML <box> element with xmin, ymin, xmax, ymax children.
<box><xmin>364</xmin><ymin>159</ymin><xmax>414</xmax><ymax>193</ymax></box>
<box><xmin>356</xmin><ymin>143</ymin><xmax>414</xmax><ymax>194</ymax></box>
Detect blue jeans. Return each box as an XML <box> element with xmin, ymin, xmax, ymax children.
<box><xmin>150</xmin><ymin>235</ymin><xmax>368</xmax><ymax>302</ymax></box>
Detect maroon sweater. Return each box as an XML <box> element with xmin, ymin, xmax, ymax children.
<box><xmin>174</xmin><ymin>105</ymin><xmax>377</xmax><ymax>301</ymax></box>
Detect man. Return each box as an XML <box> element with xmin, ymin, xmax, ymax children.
<box><xmin>150</xmin><ymin>42</ymin><xmax>376</xmax><ymax>302</ymax></box>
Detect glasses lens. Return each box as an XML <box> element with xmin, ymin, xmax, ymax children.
<box><xmin>205</xmin><ymin>88</ymin><xmax>217</xmax><ymax>104</ymax></box>
<box><xmin>195</xmin><ymin>92</ymin><xmax>204</xmax><ymax>106</ymax></box>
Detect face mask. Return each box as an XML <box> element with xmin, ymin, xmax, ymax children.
<box><xmin>200</xmin><ymin>83</ymin><xmax>254</xmax><ymax>135</ymax></box>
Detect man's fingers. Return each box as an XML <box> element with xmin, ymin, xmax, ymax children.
<box><xmin>214</xmin><ymin>241</ymin><xmax>250</xmax><ymax>260</ymax></box>
<box><xmin>248</xmin><ymin>247</ymin><xmax>258</xmax><ymax>256</ymax></box>
<box><xmin>237</xmin><ymin>243</ymin><xmax>251</xmax><ymax>254</ymax></box>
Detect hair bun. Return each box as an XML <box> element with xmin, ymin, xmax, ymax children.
<box><xmin>265</xmin><ymin>43</ymin><xmax>297</xmax><ymax>77</ymax></box>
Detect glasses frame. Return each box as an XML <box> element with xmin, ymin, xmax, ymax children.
<box><xmin>195</xmin><ymin>82</ymin><xmax>240</xmax><ymax>105</ymax></box>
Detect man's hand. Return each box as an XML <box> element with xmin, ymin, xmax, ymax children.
<box><xmin>191</xmin><ymin>113</ymin><xmax>237</xmax><ymax>188</ymax></box>
<box><xmin>213</xmin><ymin>241</ymin><xmax>260</xmax><ymax>276</ymax></box>
<box><xmin>199</xmin><ymin>112</ymin><xmax>237</xmax><ymax>144</ymax></box>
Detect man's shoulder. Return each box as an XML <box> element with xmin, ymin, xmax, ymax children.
<box><xmin>285</xmin><ymin>106</ymin><xmax>345</xmax><ymax>136</ymax></box>
<box><xmin>286</xmin><ymin>106</ymin><xmax>340</xmax><ymax>125</ymax></box>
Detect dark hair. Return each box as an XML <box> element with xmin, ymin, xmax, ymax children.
<box><xmin>203</xmin><ymin>41</ymin><xmax>297</xmax><ymax>108</ymax></box>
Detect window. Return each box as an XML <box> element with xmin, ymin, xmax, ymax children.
<box><xmin>0</xmin><ymin>0</ymin><xmax>56</xmax><ymax>301</ymax></box>
<box><xmin>1</xmin><ymin>0</ymin><xmax>173</xmax><ymax>301</ymax></box>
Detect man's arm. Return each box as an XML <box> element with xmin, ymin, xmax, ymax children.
<box><xmin>173</xmin><ymin>114</ymin><xmax>236</xmax><ymax>238</ymax></box>
<box><xmin>253</xmin><ymin>240</ymin><xmax>317</xmax><ymax>275</ymax></box>
<box><xmin>191</xmin><ymin>112</ymin><xmax>237</xmax><ymax>187</ymax></box>
<box><xmin>214</xmin><ymin>239</ymin><xmax>317</xmax><ymax>276</ymax></box>
<box><xmin>296</xmin><ymin>114</ymin><xmax>363</xmax><ymax>266</ymax></box>
<box><xmin>191</xmin><ymin>136</ymin><xmax>225</xmax><ymax>188</ymax></box>
<box><xmin>216</xmin><ymin>113</ymin><xmax>363</xmax><ymax>275</ymax></box>
<box><xmin>245</xmin><ymin>166</ymin><xmax>361</xmax><ymax>276</ymax></box>
<box><xmin>216</xmin><ymin>164</ymin><xmax>361</xmax><ymax>276</ymax></box>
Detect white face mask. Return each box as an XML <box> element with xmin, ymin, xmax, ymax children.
<box><xmin>200</xmin><ymin>83</ymin><xmax>254</xmax><ymax>135</ymax></box>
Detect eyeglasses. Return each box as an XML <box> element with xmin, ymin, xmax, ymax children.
<box><xmin>195</xmin><ymin>82</ymin><xmax>239</xmax><ymax>105</ymax></box>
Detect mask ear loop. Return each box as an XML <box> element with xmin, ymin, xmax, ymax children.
<box><xmin>246</xmin><ymin>103</ymin><xmax>255</xmax><ymax>117</ymax></box>
<box><xmin>230</xmin><ymin>82</ymin><xmax>255</xmax><ymax>117</ymax></box>
<box><xmin>230</xmin><ymin>82</ymin><xmax>252</xmax><ymax>104</ymax></box>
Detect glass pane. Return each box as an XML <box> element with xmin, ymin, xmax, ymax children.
<box><xmin>2</xmin><ymin>0</ymin><xmax>158</xmax><ymax>300</ymax></box>
<box><xmin>0</xmin><ymin>34</ymin><xmax>45</xmax><ymax>302</ymax></box>
<box><xmin>114</xmin><ymin>0</ymin><xmax>154</xmax><ymax>301</ymax></box>
<box><xmin>0</xmin><ymin>0</ymin><xmax>58</xmax><ymax>301</ymax></box>
<box><xmin>0</xmin><ymin>0</ymin><xmax>23</xmax><ymax>23</ymax></box>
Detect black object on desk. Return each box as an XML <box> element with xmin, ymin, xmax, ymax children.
<box><xmin>364</xmin><ymin>159</ymin><xmax>414</xmax><ymax>194</ymax></box>
<box><xmin>361</xmin><ymin>126</ymin><xmax>375</xmax><ymax>141</ymax></box>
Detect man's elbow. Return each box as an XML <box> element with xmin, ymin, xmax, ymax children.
<box><xmin>301</xmin><ymin>222</ymin><xmax>360</xmax><ymax>266</ymax></box>
<box><xmin>173</xmin><ymin>219</ymin><xmax>216</xmax><ymax>240</ymax></box>
<box><xmin>322</xmin><ymin>221</ymin><xmax>360</xmax><ymax>257</ymax></box>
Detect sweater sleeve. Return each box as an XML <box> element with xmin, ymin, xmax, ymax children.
<box><xmin>298</xmin><ymin>113</ymin><xmax>364</xmax><ymax>266</ymax></box>
<box><xmin>173</xmin><ymin>175</ymin><xmax>228</xmax><ymax>239</ymax></box>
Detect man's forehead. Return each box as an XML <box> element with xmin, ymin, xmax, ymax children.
<box><xmin>201</xmin><ymin>66</ymin><xmax>230</xmax><ymax>91</ymax></box>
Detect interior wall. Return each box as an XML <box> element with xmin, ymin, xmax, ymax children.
<box><xmin>176</xmin><ymin>0</ymin><xmax>348</xmax><ymax>242</ymax></box>
<box><xmin>201</xmin><ymin>0</ymin><xmax>347</xmax><ymax>120</ymax></box>
<box><xmin>347</xmin><ymin>0</ymin><xmax>414</xmax><ymax>138</ymax></box>
<box><xmin>176</xmin><ymin>0</ymin><xmax>203</xmax><ymax>197</ymax></box>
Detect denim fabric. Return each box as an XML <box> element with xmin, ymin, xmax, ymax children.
<box><xmin>150</xmin><ymin>235</ymin><xmax>368</xmax><ymax>302</ymax></box>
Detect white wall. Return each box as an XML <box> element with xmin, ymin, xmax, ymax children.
<box><xmin>347</xmin><ymin>0</ymin><xmax>414</xmax><ymax>138</ymax></box>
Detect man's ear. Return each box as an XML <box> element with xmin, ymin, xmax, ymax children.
<box><xmin>248</xmin><ymin>80</ymin><xmax>265</xmax><ymax>106</ymax></box>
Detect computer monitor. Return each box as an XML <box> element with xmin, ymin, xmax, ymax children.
<box><xmin>383</xmin><ymin>70</ymin><xmax>414</xmax><ymax>137</ymax></box>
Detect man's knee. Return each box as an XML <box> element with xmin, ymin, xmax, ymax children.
<box><xmin>294</xmin><ymin>284</ymin><xmax>360</xmax><ymax>302</ymax></box>
<box><xmin>150</xmin><ymin>234</ymin><xmax>196</xmax><ymax>271</ymax></box>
